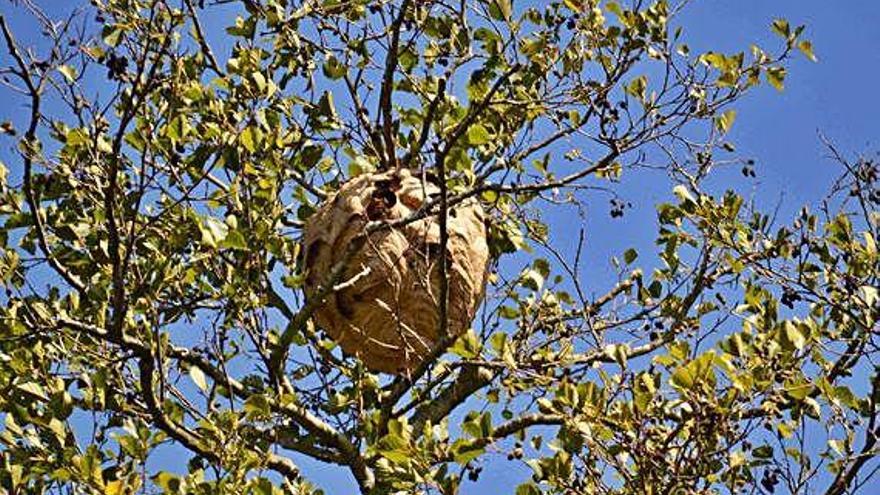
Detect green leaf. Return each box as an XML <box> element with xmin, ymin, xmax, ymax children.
<box><xmin>625</xmin><ymin>75</ymin><xmax>648</xmax><ymax>101</ymax></box>
<box><xmin>221</xmin><ymin>230</ymin><xmax>248</xmax><ymax>251</ymax></box>
<box><xmin>766</xmin><ymin>66</ymin><xmax>786</xmax><ymax>92</ymax></box>
<box><xmin>488</xmin><ymin>0</ymin><xmax>512</xmax><ymax>21</ymax></box>
<box><xmin>777</xmin><ymin>421</ymin><xmax>795</xmax><ymax>439</ymax></box>
<box><xmin>753</xmin><ymin>445</ymin><xmax>774</xmax><ymax>459</ymax></box>
<box><xmin>604</xmin><ymin>343</ymin><xmax>629</xmax><ymax>368</ymax></box>
<box><xmin>516</xmin><ymin>482</ymin><xmax>541</xmax><ymax>495</ymax></box>
<box><xmin>102</xmin><ymin>24</ymin><xmax>124</xmax><ymax>47</ymax></box>
<box><xmin>859</xmin><ymin>285</ymin><xmax>878</xmax><ymax>308</ymax></box>
<box><xmin>623</xmin><ymin>248</ymin><xmax>638</xmax><ymax>264</ymax></box>
<box><xmin>670</xmin><ymin>351</ymin><xmax>716</xmax><ymax>391</ymax></box>
<box><xmin>322</xmin><ymin>55</ymin><xmax>347</xmax><ymax>80</ymax></box>
<box><xmin>165</xmin><ymin>115</ymin><xmax>188</xmax><ymax>142</ymax></box>
<box><xmin>249</xmin><ymin>478</ymin><xmax>273</xmax><ymax>495</ymax></box>
<box><xmin>450</xmin><ymin>328</ymin><xmax>481</xmax><ymax>359</ymax></box>
<box><xmin>251</xmin><ymin>71</ymin><xmax>267</xmax><ymax>93</ymax></box>
<box><xmin>595</xmin><ymin>161</ymin><xmax>622</xmax><ymax>180</ymax></box>
<box><xmin>124</xmin><ymin>131</ymin><xmax>147</xmax><ymax>152</ymax></box>
<box><xmin>152</xmin><ymin>472</ymin><xmax>182</xmax><ymax>492</ymax></box>
<box><xmin>670</xmin><ymin>365</ymin><xmax>693</xmax><ymax>390</ymax></box>
<box><xmin>467</xmin><ymin>124</ymin><xmax>492</xmax><ymax>145</ymax></box>
<box><xmin>16</xmin><ymin>382</ymin><xmax>49</xmax><ymax>401</ymax></box>
<box><xmin>65</xmin><ymin>128</ymin><xmax>90</xmax><ymax>147</ymax></box>
<box><xmin>833</xmin><ymin>386</ymin><xmax>859</xmax><ymax>408</ymax></box>
<box><xmin>605</xmin><ymin>2</ymin><xmax>623</xmax><ymax>17</ymax></box>
<box><xmin>771</xmin><ymin>19</ymin><xmax>790</xmax><ymax>39</ymax></box>
<box><xmin>803</xmin><ymin>397</ymin><xmax>821</xmax><ymax>419</ymax></box>
<box><xmin>785</xmin><ymin>382</ymin><xmax>812</xmax><ymax>401</ymax></box>
<box><xmin>499</xmin><ymin>305</ymin><xmax>519</xmax><ymax>319</ymax></box>
<box><xmin>200</xmin><ymin>217</ymin><xmax>228</xmax><ymax>248</ymax></box>
<box><xmin>240</xmin><ymin>126</ymin><xmax>258</xmax><ymax>153</ymax></box>
<box><xmin>244</xmin><ymin>394</ymin><xmax>272</xmax><ymax>419</ymax></box>
<box><xmin>451</xmin><ymin>440</ymin><xmax>485</xmax><ymax>464</ymax></box>
<box><xmin>863</xmin><ymin>232</ymin><xmax>877</xmax><ymax>255</ymax></box>
<box><xmin>318</xmin><ymin>91</ymin><xmax>337</xmax><ymax>119</ymax></box>
<box><xmin>462</xmin><ymin>411</ymin><xmax>493</xmax><ymax>438</ymax></box>
<box><xmin>348</xmin><ymin>156</ymin><xmax>374</xmax><ymax>177</ymax></box>
<box><xmin>782</xmin><ymin>321</ymin><xmax>806</xmax><ymax>351</ymax></box>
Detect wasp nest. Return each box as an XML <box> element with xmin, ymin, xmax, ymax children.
<box><xmin>302</xmin><ymin>168</ymin><xmax>489</xmax><ymax>374</ymax></box>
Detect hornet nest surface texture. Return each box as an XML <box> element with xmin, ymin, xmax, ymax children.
<box><xmin>302</xmin><ymin>168</ymin><xmax>489</xmax><ymax>374</ymax></box>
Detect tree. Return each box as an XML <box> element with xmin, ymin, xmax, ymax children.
<box><xmin>0</xmin><ymin>0</ymin><xmax>876</xmax><ymax>493</ymax></box>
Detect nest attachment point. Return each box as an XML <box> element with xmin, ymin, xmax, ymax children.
<box><xmin>302</xmin><ymin>168</ymin><xmax>489</xmax><ymax>374</ymax></box>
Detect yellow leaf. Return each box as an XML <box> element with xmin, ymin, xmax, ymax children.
<box><xmin>798</xmin><ymin>40</ymin><xmax>818</xmax><ymax>62</ymax></box>
<box><xmin>673</xmin><ymin>184</ymin><xmax>695</xmax><ymax>204</ymax></box>
<box><xmin>58</xmin><ymin>65</ymin><xmax>77</xmax><ymax>83</ymax></box>
<box><xmin>715</xmin><ymin>109</ymin><xmax>737</xmax><ymax>134</ymax></box>
<box><xmin>189</xmin><ymin>366</ymin><xmax>208</xmax><ymax>392</ymax></box>
<box><xmin>105</xmin><ymin>480</ymin><xmax>124</xmax><ymax>495</ymax></box>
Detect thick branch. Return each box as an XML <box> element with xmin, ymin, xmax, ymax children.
<box><xmin>439</xmin><ymin>413</ymin><xmax>566</xmax><ymax>462</ymax></box>
<box><xmin>409</xmin><ymin>365</ymin><xmax>494</xmax><ymax>435</ymax></box>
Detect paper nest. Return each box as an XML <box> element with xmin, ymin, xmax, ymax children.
<box><xmin>302</xmin><ymin>168</ymin><xmax>489</xmax><ymax>374</ymax></box>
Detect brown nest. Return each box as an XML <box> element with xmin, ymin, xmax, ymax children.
<box><xmin>302</xmin><ymin>168</ymin><xmax>489</xmax><ymax>374</ymax></box>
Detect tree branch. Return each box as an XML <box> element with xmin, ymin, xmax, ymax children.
<box><xmin>0</xmin><ymin>15</ymin><xmax>86</xmax><ymax>293</ymax></box>
<box><xmin>377</xmin><ymin>0</ymin><xmax>412</xmax><ymax>170</ymax></box>
<box><xmin>402</xmin><ymin>77</ymin><xmax>447</xmax><ymax>169</ymax></box>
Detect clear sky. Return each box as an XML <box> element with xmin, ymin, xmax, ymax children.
<box><xmin>1</xmin><ymin>0</ymin><xmax>878</xmax><ymax>493</ymax></box>
<box><xmin>574</xmin><ymin>0</ymin><xmax>880</xmax><ymax>288</ymax></box>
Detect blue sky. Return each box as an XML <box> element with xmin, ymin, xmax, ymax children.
<box><xmin>1</xmin><ymin>0</ymin><xmax>879</xmax><ymax>493</ymax></box>
<box><xmin>574</xmin><ymin>0</ymin><xmax>880</xmax><ymax>285</ymax></box>
<box><xmin>677</xmin><ymin>0</ymin><xmax>880</xmax><ymax>204</ymax></box>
